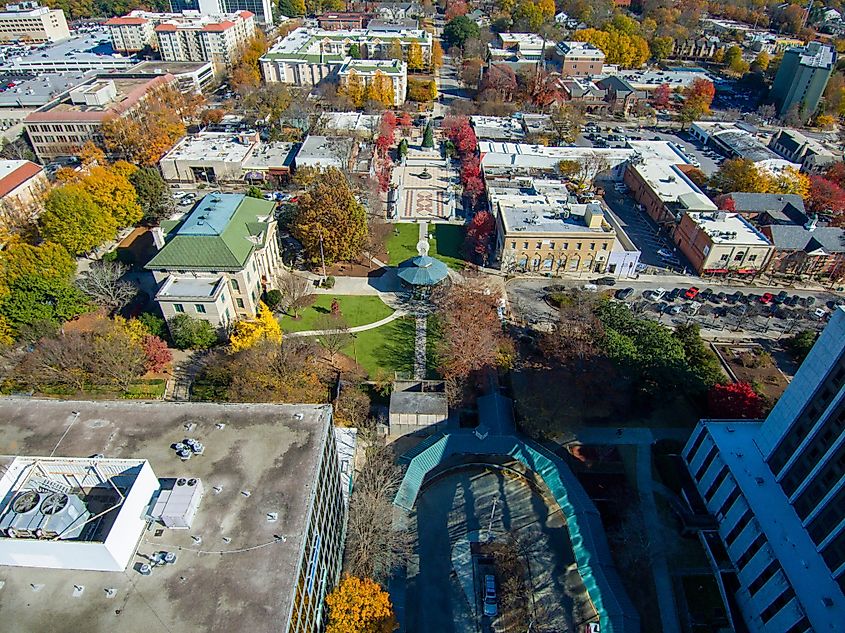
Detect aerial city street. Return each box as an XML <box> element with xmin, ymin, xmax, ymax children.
<box><xmin>0</xmin><ymin>0</ymin><xmax>843</xmax><ymax>632</ymax></box>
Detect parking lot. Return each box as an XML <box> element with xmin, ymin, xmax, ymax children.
<box><xmin>602</xmin><ymin>187</ymin><xmax>690</xmax><ymax>273</ymax></box>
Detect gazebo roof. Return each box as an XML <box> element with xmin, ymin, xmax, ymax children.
<box><xmin>397</xmin><ymin>254</ymin><xmax>449</xmax><ymax>286</ymax></box>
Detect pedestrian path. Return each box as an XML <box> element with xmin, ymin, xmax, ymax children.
<box><xmin>286</xmin><ymin>310</ymin><xmax>406</xmax><ymax>338</ymax></box>
<box><xmin>413</xmin><ymin>315</ymin><xmax>426</xmax><ymax>379</ymax></box>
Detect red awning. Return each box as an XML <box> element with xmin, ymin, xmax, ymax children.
<box><xmin>704</xmin><ymin>268</ymin><xmax>728</xmax><ymax>274</ymax></box>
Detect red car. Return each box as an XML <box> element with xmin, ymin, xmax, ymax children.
<box><xmin>760</xmin><ymin>292</ymin><xmax>774</xmax><ymax>304</ymax></box>
<box><xmin>684</xmin><ymin>286</ymin><xmax>700</xmax><ymax>300</ymax></box>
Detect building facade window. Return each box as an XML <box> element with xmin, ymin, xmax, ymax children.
<box><xmin>174</xmin><ymin>304</ymin><xmax>184</xmax><ymax>313</ymax></box>
<box><xmin>195</xmin><ymin>304</ymin><xmax>206</xmax><ymax>313</ymax></box>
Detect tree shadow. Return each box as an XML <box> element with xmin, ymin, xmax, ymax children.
<box><xmin>373</xmin><ymin>318</ymin><xmax>417</xmax><ymax>376</ymax></box>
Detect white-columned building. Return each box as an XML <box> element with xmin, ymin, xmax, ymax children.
<box><xmin>684</xmin><ymin>308</ymin><xmax>845</xmax><ymax>633</ymax></box>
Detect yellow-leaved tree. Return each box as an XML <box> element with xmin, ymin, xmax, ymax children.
<box><xmin>325</xmin><ymin>576</ymin><xmax>397</xmax><ymax>633</ymax></box>
<box><xmin>341</xmin><ymin>70</ymin><xmax>365</xmax><ymax>108</ymax></box>
<box><xmin>365</xmin><ymin>71</ymin><xmax>395</xmax><ymax>108</ymax></box>
<box><xmin>57</xmin><ymin>162</ymin><xmax>142</xmax><ymax>228</ymax></box>
<box><xmin>407</xmin><ymin>41</ymin><xmax>424</xmax><ymax>71</ymax></box>
<box><xmin>772</xmin><ymin>167</ymin><xmax>810</xmax><ymax>198</ymax></box>
<box><xmin>229</xmin><ymin>303</ymin><xmax>282</xmax><ymax>352</ymax></box>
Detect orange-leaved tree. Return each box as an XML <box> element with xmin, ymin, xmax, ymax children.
<box><xmin>325</xmin><ymin>576</ymin><xmax>397</xmax><ymax>633</ymax></box>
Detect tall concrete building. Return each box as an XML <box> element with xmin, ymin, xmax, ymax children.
<box><xmin>683</xmin><ymin>308</ymin><xmax>845</xmax><ymax>633</ymax></box>
<box><xmin>0</xmin><ymin>1</ymin><xmax>69</xmax><ymax>43</ymax></box>
<box><xmin>169</xmin><ymin>0</ymin><xmax>272</xmax><ymax>23</ymax></box>
<box><xmin>770</xmin><ymin>42</ymin><xmax>836</xmax><ymax>120</ymax></box>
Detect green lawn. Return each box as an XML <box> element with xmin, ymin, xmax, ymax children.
<box><xmin>386</xmin><ymin>223</ymin><xmax>420</xmax><ymax>265</ymax></box>
<box><xmin>429</xmin><ymin>223</ymin><xmax>467</xmax><ymax>270</ymax></box>
<box><xmin>345</xmin><ymin>317</ymin><xmax>416</xmax><ymax>377</ymax></box>
<box><xmin>279</xmin><ymin>295</ymin><xmax>394</xmax><ymax>333</ymax></box>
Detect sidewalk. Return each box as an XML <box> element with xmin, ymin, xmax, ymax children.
<box><xmin>285</xmin><ymin>310</ymin><xmax>406</xmax><ymax>338</ymax></box>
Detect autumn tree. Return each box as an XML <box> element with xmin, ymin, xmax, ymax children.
<box><xmin>808</xmin><ymin>174</ymin><xmax>845</xmax><ymax>216</ymax></box>
<box><xmin>652</xmin><ymin>83</ymin><xmax>671</xmax><ymax>108</ymax></box>
<box><xmin>407</xmin><ymin>41</ymin><xmax>424</xmax><ymax>71</ymax></box>
<box><xmin>58</xmin><ymin>161</ymin><xmax>142</xmax><ymax>228</ymax></box>
<box><xmin>102</xmin><ymin>85</ymin><xmax>192</xmax><ymax>166</ymax></box>
<box><xmin>142</xmin><ymin>335</ymin><xmax>172</xmax><ymax>373</ymax></box>
<box><xmin>325</xmin><ymin>576</ymin><xmax>396</xmax><ymax>633</ymax></box>
<box><xmin>229</xmin><ymin>303</ymin><xmax>282</xmax><ymax>352</ymax></box>
<box><xmin>445</xmin><ymin>0</ymin><xmax>468</xmax><ymax>20</ymax></box>
<box><xmin>550</xmin><ymin>102</ymin><xmax>585</xmax><ymax>144</ymax></box>
<box><xmin>340</xmin><ymin>70</ymin><xmax>366</xmax><ymax>108</ymax></box>
<box><xmin>463</xmin><ymin>210</ymin><xmax>495</xmax><ymax>264</ymax></box>
<box><xmin>275</xmin><ymin>270</ymin><xmax>315</xmax><ymax>317</ymax></box>
<box><xmin>679</xmin><ymin>78</ymin><xmax>715</xmax><ymax>126</ymax></box>
<box><xmin>708</xmin><ymin>381</ymin><xmax>765</xmax><ymax>419</ymax></box>
<box><xmin>573</xmin><ymin>22</ymin><xmax>650</xmax><ymax>68</ymax></box>
<box><xmin>230</xmin><ymin>32</ymin><xmax>269</xmax><ymax>91</ymax></box>
<box><xmin>434</xmin><ymin>281</ymin><xmax>511</xmax><ymax>396</ymax></box>
<box><xmin>431</xmin><ymin>40</ymin><xmax>444</xmax><ymax>70</ymax></box>
<box><xmin>772</xmin><ymin>167</ymin><xmax>810</xmax><ymax>198</ymax></box>
<box><xmin>709</xmin><ymin>158</ymin><xmax>771</xmax><ymax>193</ymax></box>
<box><xmin>40</xmin><ymin>184</ymin><xmax>118</xmax><ymax>255</ymax></box>
<box><xmin>344</xmin><ymin>441</ymin><xmax>413</xmax><ymax>580</ymax></box>
<box><xmin>480</xmin><ymin>64</ymin><xmax>518</xmax><ymax>101</ymax></box>
<box><xmin>364</xmin><ymin>71</ymin><xmax>395</xmax><ymax>108</ymax></box>
<box><xmin>279</xmin><ymin>0</ymin><xmax>306</xmax><ymax>16</ymax></box>
<box><xmin>293</xmin><ymin>168</ymin><xmax>368</xmax><ymax>264</ymax></box>
<box><xmin>76</xmin><ymin>260</ymin><xmax>137</xmax><ymax>314</ymax></box>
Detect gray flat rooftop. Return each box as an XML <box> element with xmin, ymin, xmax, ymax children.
<box><xmin>0</xmin><ymin>71</ymin><xmax>94</xmax><ymax>107</ymax></box>
<box><xmin>157</xmin><ymin>276</ymin><xmax>222</xmax><ymax>299</ymax></box>
<box><xmin>129</xmin><ymin>60</ymin><xmax>212</xmax><ymax>75</ymax></box>
<box><xmin>0</xmin><ymin>28</ymin><xmax>136</xmax><ymax>69</ymax></box>
<box><xmin>0</xmin><ymin>398</ymin><xmax>332</xmax><ymax>633</ymax></box>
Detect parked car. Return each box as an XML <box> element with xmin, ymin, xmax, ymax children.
<box><xmin>616</xmin><ymin>287</ymin><xmax>634</xmax><ymax>300</ymax></box>
<box><xmin>484</xmin><ymin>575</ymin><xmax>498</xmax><ymax>617</ymax></box>
<box><xmin>668</xmin><ymin>304</ymin><xmax>683</xmax><ymax>315</ymax></box>
<box><xmin>667</xmin><ymin>287</ymin><xmax>682</xmax><ymax>301</ymax></box>
<box><xmin>760</xmin><ymin>292</ymin><xmax>774</xmax><ymax>305</ymax></box>
<box><xmin>582</xmin><ymin>283</ymin><xmax>599</xmax><ymax>292</ymax></box>
<box><xmin>647</xmin><ymin>288</ymin><xmax>667</xmax><ymax>301</ymax></box>
<box><xmin>684</xmin><ymin>286</ymin><xmax>700</xmax><ymax>300</ymax></box>
<box><xmin>804</xmin><ymin>296</ymin><xmax>816</xmax><ymax>307</ymax></box>
<box><xmin>787</xmin><ymin>294</ymin><xmax>801</xmax><ymax>307</ymax></box>
<box><xmin>592</xmin><ymin>276</ymin><xmax>616</xmax><ymax>286</ymax></box>
<box><xmin>774</xmin><ymin>290</ymin><xmax>789</xmax><ymax>305</ymax></box>
<box><xmin>730</xmin><ymin>291</ymin><xmax>744</xmax><ymax>304</ymax></box>
<box><xmin>657</xmin><ymin>247</ymin><xmax>674</xmax><ymax>259</ymax></box>
<box><xmin>814</xmin><ymin>307</ymin><xmax>829</xmax><ymax>320</ymax></box>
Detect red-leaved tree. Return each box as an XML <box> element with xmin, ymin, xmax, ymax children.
<box><xmin>398</xmin><ymin>112</ymin><xmax>413</xmax><ymax>127</ymax></box>
<box><xmin>707</xmin><ymin>381</ymin><xmax>764</xmax><ymax>419</ymax></box>
<box><xmin>445</xmin><ymin>0</ymin><xmax>468</xmax><ymax>20</ymax></box>
<box><xmin>652</xmin><ymin>83</ymin><xmax>671</xmax><ymax>108</ymax></box>
<box><xmin>718</xmin><ymin>196</ymin><xmax>737</xmax><ymax>211</ymax></box>
<box><xmin>463</xmin><ymin>210</ymin><xmax>495</xmax><ymax>264</ymax></box>
<box><xmin>826</xmin><ymin>162</ymin><xmax>845</xmax><ymax>188</ymax></box>
<box><xmin>375</xmin><ymin>111</ymin><xmax>397</xmax><ymax>155</ymax></box>
<box><xmin>808</xmin><ymin>175</ymin><xmax>845</xmax><ymax>218</ymax></box>
<box><xmin>142</xmin><ymin>335</ymin><xmax>172</xmax><ymax>373</ymax></box>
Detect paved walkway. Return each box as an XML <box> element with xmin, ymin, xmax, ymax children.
<box><xmin>286</xmin><ymin>310</ymin><xmax>406</xmax><ymax>338</ymax></box>
<box><xmin>413</xmin><ymin>316</ymin><xmax>426</xmax><ymax>379</ymax></box>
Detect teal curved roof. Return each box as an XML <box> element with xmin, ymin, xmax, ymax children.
<box><xmin>394</xmin><ymin>429</ymin><xmax>640</xmax><ymax>633</ymax></box>
<box><xmin>396</xmin><ymin>255</ymin><xmax>448</xmax><ymax>286</ymax></box>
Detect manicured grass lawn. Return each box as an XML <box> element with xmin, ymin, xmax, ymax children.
<box><xmin>279</xmin><ymin>295</ymin><xmax>394</xmax><ymax>333</ymax></box>
<box><xmin>345</xmin><ymin>317</ymin><xmax>416</xmax><ymax>377</ymax></box>
<box><xmin>429</xmin><ymin>223</ymin><xmax>466</xmax><ymax>270</ymax></box>
<box><xmin>386</xmin><ymin>223</ymin><xmax>420</xmax><ymax>265</ymax></box>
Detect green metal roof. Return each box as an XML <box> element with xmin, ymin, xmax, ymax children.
<box><xmin>146</xmin><ymin>194</ymin><xmax>275</xmax><ymax>271</ymax></box>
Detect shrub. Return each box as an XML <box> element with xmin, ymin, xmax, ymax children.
<box><xmin>138</xmin><ymin>312</ymin><xmax>167</xmax><ymax>338</ymax></box>
<box><xmin>322</xmin><ymin>276</ymin><xmax>336</xmax><ymax>289</ymax></box>
<box><xmin>264</xmin><ymin>289</ymin><xmax>283</xmax><ymax>311</ymax></box>
<box><xmin>167</xmin><ymin>314</ymin><xmax>218</xmax><ymax>350</ymax></box>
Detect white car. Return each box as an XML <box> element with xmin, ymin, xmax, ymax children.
<box><xmin>657</xmin><ymin>248</ymin><xmax>674</xmax><ymax>259</ymax></box>
<box><xmin>483</xmin><ymin>575</ymin><xmax>497</xmax><ymax>617</ymax></box>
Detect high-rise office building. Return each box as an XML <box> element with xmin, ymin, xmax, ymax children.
<box><xmin>684</xmin><ymin>307</ymin><xmax>845</xmax><ymax>633</ymax></box>
<box><xmin>770</xmin><ymin>41</ymin><xmax>836</xmax><ymax>120</ymax></box>
<box><xmin>169</xmin><ymin>0</ymin><xmax>272</xmax><ymax>23</ymax></box>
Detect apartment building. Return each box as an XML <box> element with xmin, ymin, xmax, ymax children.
<box><xmin>106</xmin><ymin>10</ymin><xmax>256</xmax><ymax>72</ymax></box>
<box><xmin>337</xmin><ymin>58</ymin><xmax>407</xmax><ymax>106</ymax></box>
<box><xmin>317</xmin><ymin>11</ymin><xmax>371</xmax><ymax>29</ymax></box>
<box><xmin>683</xmin><ymin>308</ymin><xmax>845</xmax><ymax>633</ymax></box>
<box><xmin>260</xmin><ymin>25</ymin><xmax>431</xmax><ymax>86</ymax></box>
<box><xmin>555</xmin><ymin>41</ymin><xmax>605</xmax><ymax>77</ymax></box>
<box><xmin>146</xmin><ymin>193</ymin><xmax>281</xmax><ymax>329</ymax></box>
<box><xmin>673</xmin><ymin>211</ymin><xmax>773</xmax><ymax>275</ymax></box>
<box><xmin>487</xmin><ymin>32</ymin><xmax>555</xmax><ymax>66</ymax></box>
<box><xmin>0</xmin><ymin>1</ymin><xmax>69</xmax><ymax>43</ymax></box>
<box><xmin>770</xmin><ymin>42</ymin><xmax>836</xmax><ymax>120</ymax></box>
<box><xmin>23</xmin><ymin>73</ymin><xmax>176</xmax><ymax>162</ymax></box>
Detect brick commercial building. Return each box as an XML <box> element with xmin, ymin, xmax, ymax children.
<box><xmin>555</xmin><ymin>41</ymin><xmax>605</xmax><ymax>77</ymax></box>
<box><xmin>762</xmin><ymin>220</ymin><xmax>845</xmax><ymax>281</ymax></box>
<box><xmin>316</xmin><ymin>11</ymin><xmax>371</xmax><ymax>29</ymax></box>
<box><xmin>673</xmin><ymin>211</ymin><xmax>773</xmax><ymax>275</ymax></box>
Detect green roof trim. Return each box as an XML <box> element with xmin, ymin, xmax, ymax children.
<box><xmin>146</xmin><ymin>194</ymin><xmax>275</xmax><ymax>271</ymax></box>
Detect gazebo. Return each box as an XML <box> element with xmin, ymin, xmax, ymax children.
<box><xmin>396</xmin><ymin>238</ymin><xmax>449</xmax><ymax>293</ymax></box>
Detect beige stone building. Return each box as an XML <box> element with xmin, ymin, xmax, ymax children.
<box><xmin>146</xmin><ymin>193</ymin><xmax>281</xmax><ymax>331</ymax></box>
<box><xmin>0</xmin><ymin>2</ymin><xmax>69</xmax><ymax>43</ymax></box>
<box><xmin>555</xmin><ymin>41</ymin><xmax>605</xmax><ymax>77</ymax></box>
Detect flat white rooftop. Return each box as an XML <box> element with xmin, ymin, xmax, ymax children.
<box><xmin>686</xmin><ymin>211</ymin><xmax>770</xmax><ymax>246</ymax></box>
<box><xmin>163</xmin><ymin>132</ymin><xmax>256</xmax><ymax>163</ymax></box>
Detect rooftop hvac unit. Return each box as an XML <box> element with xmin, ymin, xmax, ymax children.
<box><xmin>149</xmin><ymin>478</ymin><xmax>204</xmax><ymax>529</ymax></box>
<box><xmin>0</xmin><ymin>490</ymin><xmax>90</xmax><ymax>540</ymax></box>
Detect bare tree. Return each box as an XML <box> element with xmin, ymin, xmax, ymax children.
<box><xmin>362</xmin><ymin>218</ymin><xmax>392</xmax><ymax>268</ymax></box>
<box><xmin>316</xmin><ymin>314</ymin><xmax>352</xmax><ymax>366</ymax></box>
<box><xmin>274</xmin><ymin>270</ymin><xmax>315</xmax><ymax>317</ymax></box>
<box><xmin>18</xmin><ymin>331</ymin><xmax>93</xmax><ymax>392</ymax></box>
<box><xmin>344</xmin><ymin>441</ymin><xmax>413</xmax><ymax>581</ymax></box>
<box><xmin>91</xmin><ymin>328</ymin><xmax>146</xmax><ymax>391</ymax></box>
<box><xmin>76</xmin><ymin>261</ymin><xmax>137</xmax><ymax>313</ymax></box>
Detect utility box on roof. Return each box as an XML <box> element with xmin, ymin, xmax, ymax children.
<box><xmin>150</xmin><ymin>477</ymin><xmax>203</xmax><ymax>529</ymax></box>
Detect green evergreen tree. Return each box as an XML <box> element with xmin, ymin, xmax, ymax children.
<box><xmin>422</xmin><ymin>121</ymin><xmax>434</xmax><ymax>148</ymax></box>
